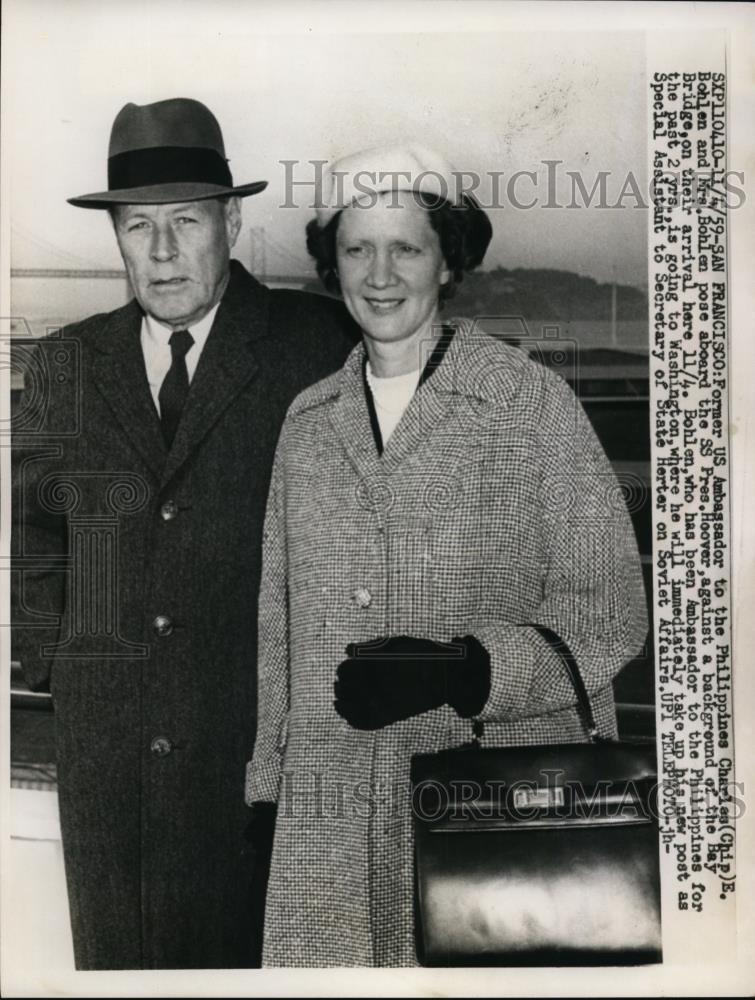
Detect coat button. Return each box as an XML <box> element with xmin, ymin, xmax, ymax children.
<box><xmin>160</xmin><ymin>500</ymin><xmax>178</xmax><ymax>521</ymax></box>
<box><xmin>150</xmin><ymin>736</ymin><xmax>173</xmax><ymax>757</ymax></box>
<box><xmin>153</xmin><ymin>615</ymin><xmax>173</xmax><ymax>637</ymax></box>
<box><xmin>352</xmin><ymin>587</ymin><xmax>372</xmax><ymax>609</ymax></box>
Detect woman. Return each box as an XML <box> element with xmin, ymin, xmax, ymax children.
<box><xmin>246</xmin><ymin>145</ymin><xmax>648</xmax><ymax>967</ymax></box>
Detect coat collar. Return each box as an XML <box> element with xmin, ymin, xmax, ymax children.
<box><xmin>325</xmin><ymin>341</ymin><xmax>381</xmax><ymax>483</ymax></box>
<box><xmin>418</xmin><ymin>318</ymin><xmax>526</xmax><ymax>405</ymax></box>
<box><xmin>317</xmin><ymin>319</ymin><xmax>527</xmax><ymax>408</ymax></box>
<box><xmin>90</xmin><ymin>297</ymin><xmax>167</xmax><ymax>479</ymax></box>
<box><xmin>324</xmin><ymin>319</ymin><xmax>525</xmax><ymax>478</ymax></box>
<box><xmin>91</xmin><ymin>260</ymin><xmax>268</xmax><ymax>485</ymax></box>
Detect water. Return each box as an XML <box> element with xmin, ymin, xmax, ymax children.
<box><xmin>10</xmin><ymin>275</ymin><xmax>649</xmax><ymax>356</ymax></box>
<box><xmin>10</xmin><ymin>276</ymin><xmax>132</xmax><ymax>338</ymax></box>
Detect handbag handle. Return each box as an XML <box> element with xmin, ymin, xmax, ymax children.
<box><xmin>472</xmin><ymin>624</ymin><xmax>603</xmax><ymax>745</ymax></box>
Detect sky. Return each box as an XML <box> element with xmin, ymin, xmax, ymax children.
<box><xmin>5</xmin><ymin>1</ymin><xmax>648</xmax><ymax>286</ymax></box>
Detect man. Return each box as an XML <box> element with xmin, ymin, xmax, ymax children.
<box><xmin>11</xmin><ymin>98</ymin><xmax>357</xmax><ymax>970</ymax></box>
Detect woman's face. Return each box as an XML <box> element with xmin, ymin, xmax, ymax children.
<box><xmin>335</xmin><ymin>191</ymin><xmax>450</xmax><ymax>350</ymax></box>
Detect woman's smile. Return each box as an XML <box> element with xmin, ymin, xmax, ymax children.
<box><xmin>363</xmin><ymin>296</ymin><xmax>405</xmax><ymax>313</ymax></box>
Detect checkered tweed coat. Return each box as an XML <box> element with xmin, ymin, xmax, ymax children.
<box><xmin>245</xmin><ymin>321</ymin><xmax>648</xmax><ymax>967</ymax></box>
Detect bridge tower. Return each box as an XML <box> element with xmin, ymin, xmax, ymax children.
<box><xmin>249</xmin><ymin>226</ymin><xmax>267</xmax><ymax>280</ymax></box>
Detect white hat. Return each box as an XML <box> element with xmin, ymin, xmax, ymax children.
<box><xmin>315</xmin><ymin>143</ymin><xmax>467</xmax><ymax>227</ymax></box>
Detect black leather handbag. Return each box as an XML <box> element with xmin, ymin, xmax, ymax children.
<box><xmin>411</xmin><ymin>625</ymin><xmax>662</xmax><ymax>967</ymax></box>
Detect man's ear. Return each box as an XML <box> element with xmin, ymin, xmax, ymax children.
<box><xmin>224</xmin><ymin>197</ymin><xmax>242</xmax><ymax>249</ymax></box>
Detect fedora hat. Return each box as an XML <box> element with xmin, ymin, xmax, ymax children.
<box><xmin>68</xmin><ymin>97</ymin><xmax>268</xmax><ymax>209</ymax></box>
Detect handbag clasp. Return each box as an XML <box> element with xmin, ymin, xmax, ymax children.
<box><xmin>512</xmin><ymin>786</ymin><xmax>565</xmax><ymax>810</ymax></box>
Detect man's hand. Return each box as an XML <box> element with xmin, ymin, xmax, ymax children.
<box><xmin>245</xmin><ymin>801</ymin><xmax>278</xmax><ymax>854</ymax></box>
<box><xmin>333</xmin><ymin>635</ymin><xmax>490</xmax><ymax>730</ymax></box>
<box><xmin>245</xmin><ymin>801</ymin><xmax>277</xmax><ymax>965</ymax></box>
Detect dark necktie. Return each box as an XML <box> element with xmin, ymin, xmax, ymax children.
<box><xmin>158</xmin><ymin>329</ymin><xmax>194</xmax><ymax>448</ymax></box>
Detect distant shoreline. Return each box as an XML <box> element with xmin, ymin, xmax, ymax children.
<box><xmin>10</xmin><ymin>268</ymin><xmax>650</xmax><ymax>355</ymax></box>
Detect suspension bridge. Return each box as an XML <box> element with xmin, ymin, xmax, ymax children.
<box><xmin>10</xmin><ymin>224</ymin><xmax>314</xmax><ymax>288</ymax></box>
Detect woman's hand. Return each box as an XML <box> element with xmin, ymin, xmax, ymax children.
<box><xmin>333</xmin><ymin>634</ymin><xmax>490</xmax><ymax>730</ymax></box>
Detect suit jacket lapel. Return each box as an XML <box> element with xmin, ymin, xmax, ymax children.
<box><xmin>378</xmin><ymin>381</ymin><xmax>453</xmax><ymax>476</ymax></box>
<box><xmin>160</xmin><ymin>262</ymin><xmax>267</xmax><ymax>488</ymax></box>
<box><xmin>377</xmin><ymin>329</ymin><xmax>462</xmax><ymax>474</ymax></box>
<box><xmin>380</xmin><ymin>319</ymin><xmax>523</xmax><ymax>473</ymax></box>
<box><xmin>91</xmin><ymin>300</ymin><xmax>167</xmax><ymax>479</ymax></box>
<box><xmin>328</xmin><ymin>330</ymin><xmax>461</xmax><ymax>482</ymax></box>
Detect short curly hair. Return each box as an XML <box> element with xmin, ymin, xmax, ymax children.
<box><xmin>305</xmin><ymin>193</ymin><xmax>491</xmax><ymax>305</ymax></box>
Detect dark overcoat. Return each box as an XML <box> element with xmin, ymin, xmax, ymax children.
<box><xmin>11</xmin><ymin>260</ymin><xmax>357</xmax><ymax>969</ymax></box>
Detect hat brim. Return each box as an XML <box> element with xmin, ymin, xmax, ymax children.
<box><xmin>68</xmin><ymin>179</ymin><xmax>268</xmax><ymax>209</ymax></box>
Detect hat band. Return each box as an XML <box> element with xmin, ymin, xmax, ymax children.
<box><xmin>108</xmin><ymin>146</ymin><xmax>233</xmax><ymax>191</ymax></box>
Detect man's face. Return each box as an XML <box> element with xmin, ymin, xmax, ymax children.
<box><xmin>112</xmin><ymin>197</ymin><xmax>242</xmax><ymax>328</ymax></box>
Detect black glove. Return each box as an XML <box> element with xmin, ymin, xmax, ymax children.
<box><xmin>333</xmin><ymin>634</ymin><xmax>491</xmax><ymax>730</ymax></box>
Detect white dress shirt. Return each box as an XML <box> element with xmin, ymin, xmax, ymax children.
<box><xmin>140</xmin><ymin>302</ymin><xmax>220</xmax><ymax>415</ymax></box>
